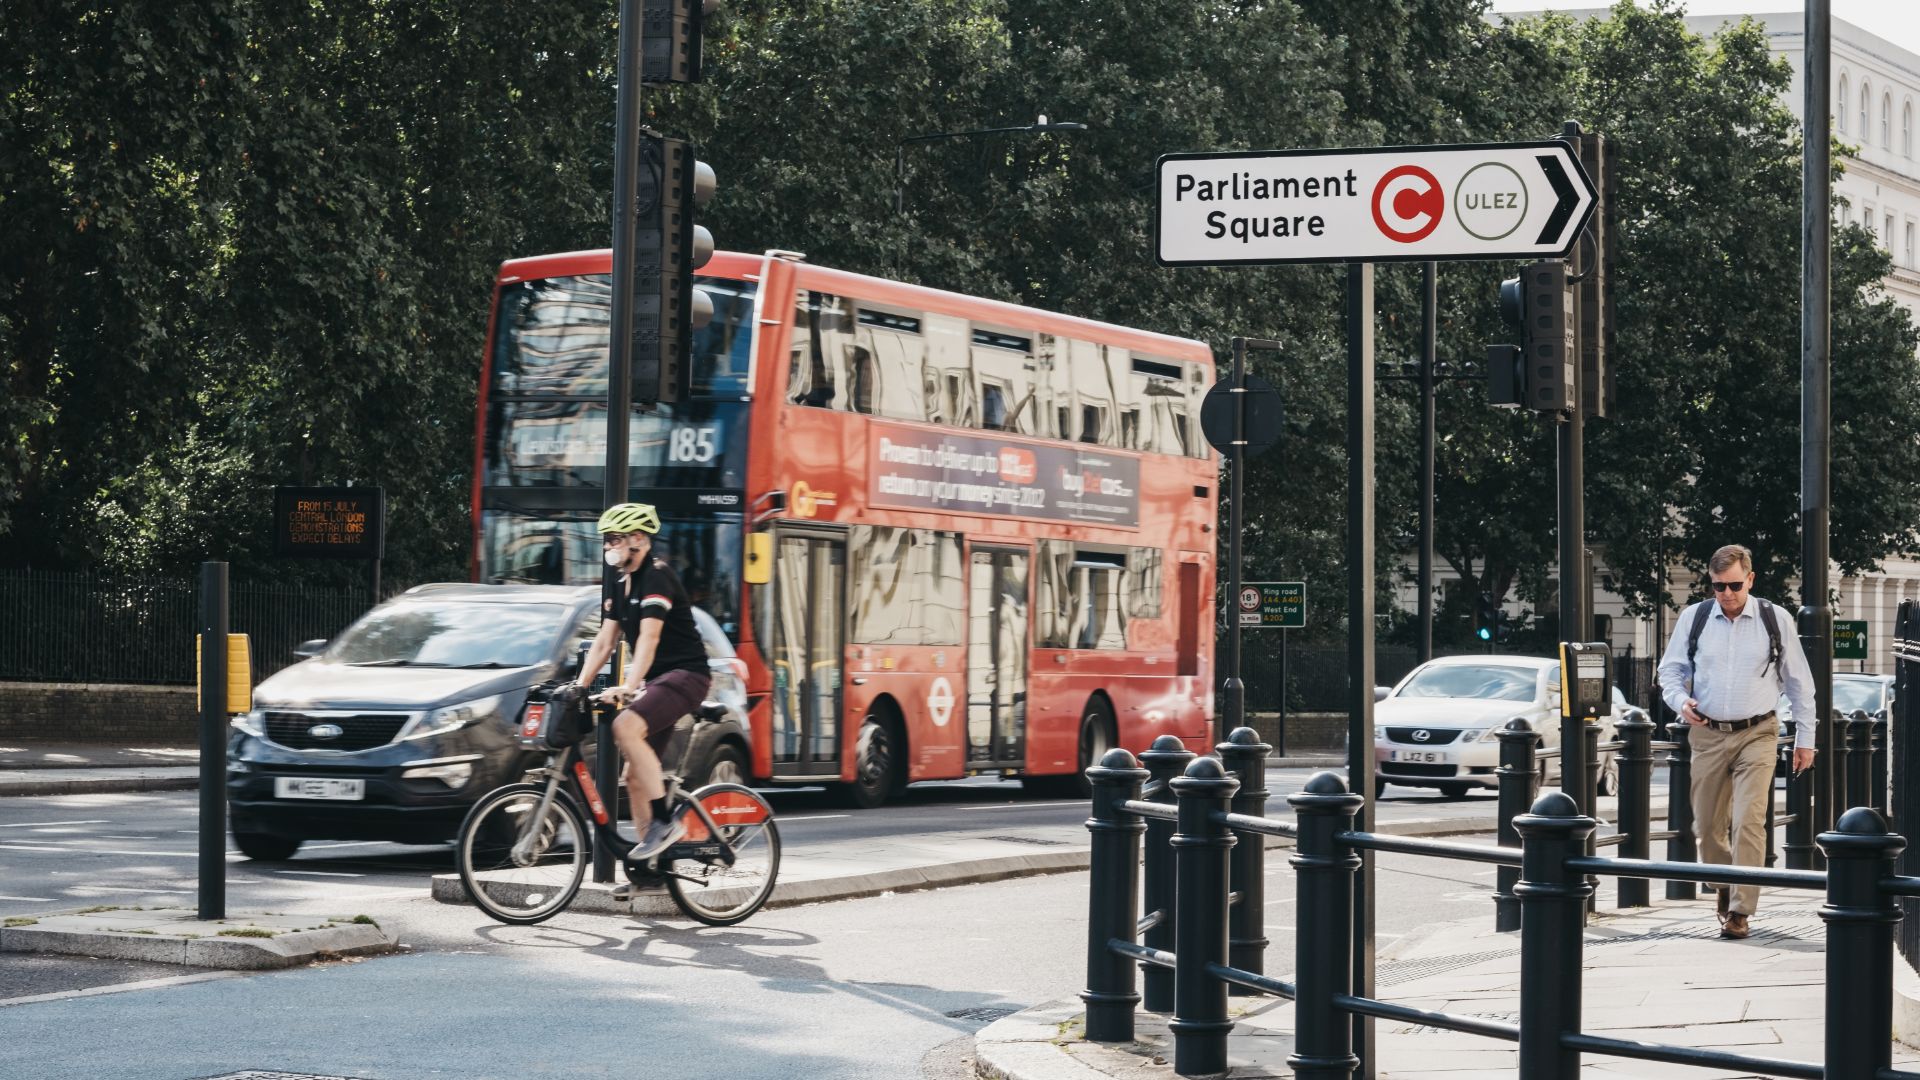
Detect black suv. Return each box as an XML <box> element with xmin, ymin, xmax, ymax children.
<box><xmin>226</xmin><ymin>583</ymin><xmax>749</xmax><ymax>860</ymax></box>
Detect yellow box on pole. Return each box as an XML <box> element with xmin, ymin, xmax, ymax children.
<box><xmin>195</xmin><ymin>633</ymin><xmax>253</xmax><ymax>714</ymax></box>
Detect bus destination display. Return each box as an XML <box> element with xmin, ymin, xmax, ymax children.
<box><xmin>273</xmin><ymin>486</ymin><xmax>386</xmax><ymax>560</ymax></box>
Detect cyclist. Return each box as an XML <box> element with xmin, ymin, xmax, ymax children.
<box><xmin>574</xmin><ymin>502</ymin><xmax>713</xmax><ymax>860</ymax></box>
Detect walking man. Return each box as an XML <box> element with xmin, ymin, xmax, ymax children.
<box><xmin>1657</xmin><ymin>544</ymin><xmax>1817</xmax><ymax>939</ymax></box>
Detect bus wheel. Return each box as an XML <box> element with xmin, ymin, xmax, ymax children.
<box><xmin>840</xmin><ymin>714</ymin><xmax>898</xmax><ymax>810</ymax></box>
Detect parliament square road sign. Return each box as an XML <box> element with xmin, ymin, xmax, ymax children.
<box><xmin>1155</xmin><ymin>141</ymin><xmax>1597</xmax><ymax>267</ymax></box>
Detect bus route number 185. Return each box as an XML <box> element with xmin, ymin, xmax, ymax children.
<box><xmin>669</xmin><ymin>426</ymin><xmax>720</xmax><ymax>464</ymax></box>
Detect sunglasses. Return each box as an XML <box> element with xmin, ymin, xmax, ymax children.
<box><xmin>601</xmin><ymin>534</ymin><xmax>637</xmax><ymax>547</ymax></box>
<box><xmin>1709</xmin><ymin>580</ymin><xmax>1747</xmax><ymax>593</ymax></box>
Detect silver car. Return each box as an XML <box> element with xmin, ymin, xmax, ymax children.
<box><xmin>1373</xmin><ymin>655</ymin><xmax>1626</xmax><ymax>800</ymax></box>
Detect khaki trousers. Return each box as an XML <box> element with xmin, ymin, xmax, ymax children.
<box><xmin>1688</xmin><ymin>720</ymin><xmax>1779</xmax><ymax>916</ymax></box>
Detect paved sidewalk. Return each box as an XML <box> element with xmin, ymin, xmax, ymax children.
<box><xmin>0</xmin><ymin>743</ymin><xmax>201</xmax><ymax>795</ymax></box>
<box><xmin>976</xmin><ymin>891</ymin><xmax>1920</xmax><ymax>1079</ymax></box>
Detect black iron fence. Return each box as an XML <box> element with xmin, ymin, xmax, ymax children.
<box><xmin>1085</xmin><ymin>730</ymin><xmax>1919</xmax><ymax>1080</ymax></box>
<box><xmin>1896</xmin><ymin>599</ymin><xmax>1920</xmax><ymax>976</ymax></box>
<box><xmin>0</xmin><ymin>570</ymin><xmax>376</xmax><ymax>685</ymax></box>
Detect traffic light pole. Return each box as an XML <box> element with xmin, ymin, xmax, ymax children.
<box><xmin>1223</xmin><ymin>337</ymin><xmax>1248</xmax><ymax>747</ymax></box>
<box><xmin>597</xmin><ymin>0</ymin><xmax>646</xmax><ymax>885</ymax></box>
<box><xmin>1801</xmin><ymin>0</ymin><xmax>1835</xmax><ymax>858</ymax></box>
<box><xmin>1418</xmin><ymin>262</ymin><xmax>1437</xmax><ymax>664</ymax></box>
<box><xmin>1346</xmin><ymin>263</ymin><xmax>1377</xmax><ymax>1078</ymax></box>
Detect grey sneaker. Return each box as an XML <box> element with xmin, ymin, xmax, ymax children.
<box><xmin>628</xmin><ymin>818</ymin><xmax>686</xmax><ymax>862</ymax></box>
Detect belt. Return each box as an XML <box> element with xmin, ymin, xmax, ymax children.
<box><xmin>1703</xmin><ymin>711</ymin><xmax>1774</xmax><ymax>733</ymax></box>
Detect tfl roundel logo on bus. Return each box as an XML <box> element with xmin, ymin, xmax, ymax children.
<box><xmin>1370</xmin><ymin>165</ymin><xmax>1444</xmax><ymax>243</ymax></box>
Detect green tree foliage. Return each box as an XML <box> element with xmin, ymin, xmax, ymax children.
<box><xmin>3</xmin><ymin>0</ymin><xmax>1917</xmax><ymax>646</ymax></box>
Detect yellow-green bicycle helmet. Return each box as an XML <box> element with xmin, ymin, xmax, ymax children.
<box><xmin>595</xmin><ymin>502</ymin><xmax>660</xmax><ymax>535</ymax></box>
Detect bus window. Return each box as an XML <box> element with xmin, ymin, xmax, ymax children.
<box><xmin>848</xmin><ymin>527</ymin><xmax>964</xmax><ymax>646</ymax></box>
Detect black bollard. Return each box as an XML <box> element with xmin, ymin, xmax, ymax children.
<box><xmin>1785</xmin><ymin>718</ymin><xmax>1816</xmax><ymax>870</ymax></box>
<box><xmin>1219</xmin><ymin>727</ymin><xmax>1272</xmax><ymax>995</ymax></box>
<box><xmin>1871</xmin><ymin>712</ymin><xmax>1889</xmax><ymax>815</ymax></box>
<box><xmin>1139</xmin><ymin>735</ymin><xmax>1194</xmax><ymax>1014</ymax></box>
<box><xmin>1514</xmin><ymin>791</ymin><xmax>1596</xmax><ymax>1080</ymax></box>
<box><xmin>1664</xmin><ymin>719</ymin><xmax>1698</xmax><ymax>900</ymax></box>
<box><xmin>1082</xmin><ymin>748</ymin><xmax>1148</xmax><ymax>1043</ymax></box>
<box><xmin>1817</xmin><ymin>806</ymin><xmax>1904</xmax><ymax>1080</ymax></box>
<box><xmin>1846</xmin><ymin>710</ymin><xmax>1873</xmax><ymax>815</ymax></box>
<box><xmin>1494</xmin><ymin>719</ymin><xmax>1537</xmax><ymax>931</ymax></box>
<box><xmin>1169</xmin><ymin>756</ymin><xmax>1238</xmax><ymax>1077</ymax></box>
<box><xmin>1287</xmin><ymin>771</ymin><xmax>1363</xmax><ymax>1080</ymax></box>
<box><xmin>1615</xmin><ymin>713</ymin><xmax>1655</xmax><ymax>907</ymax></box>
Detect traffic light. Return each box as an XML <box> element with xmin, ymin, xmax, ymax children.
<box><xmin>1474</xmin><ymin>592</ymin><xmax>1497</xmax><ymax>642</ymax></box>
<box><xmin>641</xmin><ymin>0</ymin><xmax>716</xmax><ymax>85</ymax></box>
<box><xmin>1494</xmin><ymin>609</ymin><xmax>1513</xmax><ymax>647</ymax></box>
<box><xmin>1491</xmin><ymin>261</ymin><xmax>1574</xmax><ymax>414</ymax></box>
<box><xmin>631</xmin><ymin>134</ymin><xmax>717</xmax><ymax>408</ymax></box>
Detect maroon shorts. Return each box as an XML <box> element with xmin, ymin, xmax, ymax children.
<box><xmin>626</xmin><ymin>668</ymin><xmax>711</xmax><ymax>755</ymax></box>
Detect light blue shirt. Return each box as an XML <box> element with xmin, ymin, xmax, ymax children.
<box><xmin>1657</xmin><ymin>596</ymin><xmax>1817</xmax><ymax>750</ymax></box>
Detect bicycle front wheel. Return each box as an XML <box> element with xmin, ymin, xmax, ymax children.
<box><xmin>664</xmin><ymin>783</ymin><xmax>781</xmax><ymax>926</ymax></box>
<box><xmin>456</xmin><ymin>782</ymin><xmax>589</xmax><ymax>925</ymax></box>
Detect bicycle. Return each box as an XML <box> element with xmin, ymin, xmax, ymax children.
<box><xmin>454</xmin><ymin>683</ymin><xmax>780</xmax><ymax>927</ymax></box>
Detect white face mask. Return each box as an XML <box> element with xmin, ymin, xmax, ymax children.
<box><xmin>604</xmin><ymin>546</ymin><xmax>626</xmax><ymax>568</ymax></box>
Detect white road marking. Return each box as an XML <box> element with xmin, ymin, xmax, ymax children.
<box><xmin>0</xmin><ymin>895</ymin><xmax>54</xmax><ymax>902</ymax></box>
<box><xmin>98</xmin><ymin>836</ymin><xmax>157</xmax><ymax>840</ymax></box>
<box><xmin>304</xmin><ymin>841</ymin><xmax>391</xmax><ymax>849</ymax></box>
<box><xmin>73</xmin><ymin>886</ymin><xmax>192</xmax><ymax>895</ymax></box>
<box><xmin>0</xmin><ymin>820</ymin><xmax>110</xmax><ymax>828</ymax></box>
<box><xmin>782</xmin><ymin>814</ymin><xmax>851</xmax><ymax>821</ymax></box>
<box><xmin>0</xmin><ymin>843</ymin><xmax>244</xmax><ymax>859</ymax></box>
<box><xmin>274</xmin><ymin>869</ymin><xmax>364</xmax><ymax>878</ymax></box>
<box><xmin>0</xmin><ymin>970</ymin><xmax>244</xmax><ymax>1008</ymax></box>
<box><xmin>956</xmin><ymin>803</ymin><xmax>1058</xmax><ymax>812</ymax></box>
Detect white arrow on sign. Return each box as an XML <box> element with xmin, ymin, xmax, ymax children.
<box><xmin>1155</xmin><ymin>141</ymin><xmax>1596</xmax><ymax>266</ymax></box>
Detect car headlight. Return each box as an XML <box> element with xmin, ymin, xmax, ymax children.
<box><xmin>1477</xmin><ymin>719</ymin><xmax>1528</xmax><ymax>743</ymax></box>
<box><xmin>231</xmin><ymin>710</ymin><xmax>266</xmax><ymax>738</ymax></box>
<box><xmin>404</xmin><ymin>694</ymin><xmax>506</xmax><ymax>741</ymax></box>
<box><xmin>401</xmin><ymin>756</ymin><xmax>480</xmax><ymax>788</ymax></box>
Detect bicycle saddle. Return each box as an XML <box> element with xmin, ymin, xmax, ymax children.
<box><xmin>694</xmin><ymin>701</ymin><xmax>729</xmax><ymax>723</ymax></box>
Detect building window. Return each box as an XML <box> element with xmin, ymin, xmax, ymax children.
<box><xmin>1861</xmin><ymin>81</ymin><xmax>1871</xmax><ymax>140</ymax></box>
<box><xmin>1887</xmin><ymin>213</ymin><xmax>1896</xmax><ymax>252</ymax></box>
<box><xmin>1838</xmin><ymin>75</ymin><xmax>1849</xmax><ymax>131</ymax></box>
<box><xmin>1905</xmin><ymin>101</ymin><xmax>1913</xmax><ymax>158</ymax></box>
<box><xmin>1865</xmin><ymin>204</ymin><xmax>1876</xmax><ymax>242</ymax></box>
<box><xmin>1906</xmin><ymin>221</ymin><xmax>1915</xmax><ymax>268</ymax></box>
<box><xmin>1883</xmin><ymin>92</ymin><xmax>1893</xmax><ymax>148</ymax></box>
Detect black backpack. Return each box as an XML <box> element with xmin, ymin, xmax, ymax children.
<box><xmin>1682</xmin><ymin>597</ymin><xmax>1783</xmax><ymax>679</ymax></box>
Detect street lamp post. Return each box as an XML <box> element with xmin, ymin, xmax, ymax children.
<box><xmin>894</xmin><ymin>116</ymin><xmax>1089</xmax><ymax>216</ymax></box>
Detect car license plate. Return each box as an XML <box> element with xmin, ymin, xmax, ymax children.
<box><xmin>274</xmin><ymin>777</ymin><xmax>365</xmax><ymax>801</ymax></box>
<box><xmin>1388</xmin><ymin>750</ymin><xmax>1449</xmax><ymax>764</ymax></box>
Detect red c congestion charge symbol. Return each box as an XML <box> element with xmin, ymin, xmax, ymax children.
<box><xmin>1371</xmin><ymin>165</ymin><xmax>1445</xmax><ymax>243</ymax></box>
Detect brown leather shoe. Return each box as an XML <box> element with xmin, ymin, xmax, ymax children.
<box><xmin>1721</xmin><ymin>913</ymin><xmax>1750</xmax><ymax>939</ymax></box>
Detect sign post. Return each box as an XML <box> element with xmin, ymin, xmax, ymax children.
<box><xmin>1157</xmin><ymin>134</ymin><xmax>1594</xmax><ymax>1079</ymax></box>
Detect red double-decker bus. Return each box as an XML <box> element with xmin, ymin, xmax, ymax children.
<box><xmin>474</xmin><ymin>249</ymin><xmax>1217</xmax><ymax>806</ymax></box>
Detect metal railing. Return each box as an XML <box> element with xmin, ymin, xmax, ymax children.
<box><xmin>0</xmin><ymin>569</ymin><xmax>376</xmax><ymax>684</ymax></box>
<box><xmin>1084</xmin><ymin>729</ymin><xmax>1920</xmax><ymax>1080</ymax></box>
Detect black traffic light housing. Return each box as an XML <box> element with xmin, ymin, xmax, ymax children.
<box><xmin>1490</xmin><ymin>260</ymin><xmax>1575</xmax><ymax>414</ymax></box>
<box><xmin>1474</xmin><ymin>592</ymin><xmax>1497</xmax><ymax>642</ymax></box>
<box><xmin>632</xmin><ymin>134</ymin><xmax>716</xmax><ymax>408</ymax></box>
<box><xmin>642</xmin><ymin>0</ymin><xmax>715</xmax><ymax>84</ymax></box>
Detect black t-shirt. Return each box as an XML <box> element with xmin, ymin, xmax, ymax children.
<box><xmin>602</xmin><ymin>558</ymin><xmax>709</xmax><ymax>680</ymax></box>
